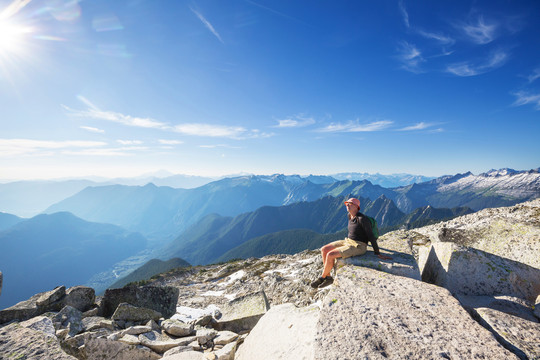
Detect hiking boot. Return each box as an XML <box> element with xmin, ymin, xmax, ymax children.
<box><xmin>310</xmin><ymin>277</ymin><xmax>325</xmax><ymax>288</ymax></box>
<box><xmin>318</xmin><ymin>276</ymin><xmax>334</xmax><ymax>288</ymax></box>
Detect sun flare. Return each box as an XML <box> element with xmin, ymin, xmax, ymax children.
<box><xmin>0</xmin><ymin>18</ymin><xmax>32</xmax><ymax>55</ymax></box>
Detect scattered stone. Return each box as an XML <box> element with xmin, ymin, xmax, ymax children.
<box><xmin>474</xmin><ymin>307</ymin><xmax>540</xmax><ymax>360</ymax></box>
<box><xmin>82</xmin><ymin>316</ymin><xmax>109</xmax><ymax>331</ymax></box>
<box><xmin>314</xmin><ymin>265</ymin><xmax>519</xmax><ymax>360</ymax></box>
<box><xmin>235</xmin><ymin>303</ymin><xmax>319</xmax><ymax>360</ymax></box>
<box><xmin>213</xmin><ymin>330</ymin><xmax>238</xmax><ymax>345</ymax></box>
<box><xmin>52</xmin><ymin>305</ymin><xmax>84</xmax><ymax>337</ymax></box>
<box><xmin>56</xmin><ymin>328</ymin><xmax>69</xmax><ymax>339</ymax></box>
<box><xmin>163</xmin><ymin>345</ymin><xmax>197</xmax><ymax>357</ymax></box>
<box><xmin>122</xmin><ymin>324</ymin><xmax>153</xmax><ymax>336</ymax></box>
<box><xmin>161</xmin><ymin>350</ymin><xmax>205</xmax><ymax>359</ymax></box>
<box><xmin>147</xmin><ymin>319</ymin><xmax>161</xmax><ymax>331</ymax></box>
<box><xmin>20</xmin><ymin>315</ymin><xmax>56</xmax><ymax>337</ymax></box>
<box><xmin>36</xmin><ymin>286</ymin><xmax>66</xmax><ymax>307</ymax></box>
<box><xmin>63</xmin><ymin>286</ymin><xmax>95</xmax><ymax>312</ymax></box>
<box><xmin>65</xmin><ymin>333</ymin><xmax>161</xmax><ymax>360</ymax></box>
<box><xmin>119</xmin><ymin>333</ymin><xmax>141</xmax><ymax>345</ymax></box>
<box><xmin>112</xmin><ymin>302</ymin><xmax>162</xmax><ymax>322</ymax></box>
<box><xmin>82</xmin><ymin>306</ymin><xmax>99</xmax><ymax>317</ymax></box>
<box><xmin>0</xmin><ymin>292</ymin><xmax>42</xmax><ymax>324</ymax></box>
<box><xmin>162</xmin><ymin>318</ymin><xmax>195</xmax><ymax>337</ymax></box>
<box><xmin>0</xmin><ymin>322</ymin><xmax>77</xmax><ymax>359</ymax></box>
<box><xmin>139</xmin><ymin>330</ymin><xmax>197</xmax><ymax>353</ymax></box>
<box><xmin>196</xmin><ymin>328</ymin><xmax>218</xmax><ymax>345</ymax></box>
<box><xmin>216</xmin><ymin>291</ymin><xmax>270</xmax><ymax>333</ymax></box>
<box><xmin>214</xmin><ymin>341</ymin><xmax>236</xmax><ymax>360</ymax></box>
<box><xmin>101</xmin><ymin>285</ymin><xmax>179</xmax><ymax>318</ymax></box>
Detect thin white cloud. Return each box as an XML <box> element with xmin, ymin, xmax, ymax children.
<box><xmin>416</xmin><ymin>29</ymin><xmax>455</xmax><ymax>45</ymax></box>
<box><xmin>173</xmin><ymin>123</ymin><xmax>273</xmax><ymax>139</ymax></box>
<box><xmin>398</xmin><ymin>0</ymin><xmax>409</xmax><ymax>28</ymax></box>
<box><xmin>0</xmin><ymin>138</ymin><xmax>106</xmax><ymax>156</ymax></box>
<box><xmin>158</xmin><ymin>139</ymin><xmax>183</xmax><ymax>145</ymax></box>
<box><xmin>397</xmin><ymin>41</ymin><xmax>424</xmax><ymax>73</ymax></box>
<box><xmin>274</xmin><ymin>115</ymin><xmax>315</xmax><ymax>128</ymax></box>
<box><xmin>117</xmin><ymin>140</ymin><xmax>143</xmax><ymax>145</ymax></box>
<box><xmin>64</xmin><ymin>105</ymin><xmax>169</xmax><ymax>129</ymax></box>
<box><xmin>316</xmin><ymin>120</ymin><xmax>393</xmax><ymax>133</ymax></box>
<box><xmin>446</xmin><ymin>50</ymin><xmax>508</xmax><ymax>76</ymax></box>
<box><xmin>460</xmin><ymin>15</ymin><xmax>498</xmax><ymax>44</ymax></box>
<box><xmin>80</xmin><ymin>126</ymin><xmax>105</xmax><ymax>133</ymax></box>
<box><xmin>190</xmin><ymin>7</ymin><xmax>224</xmax><ymax>44</ymax></box>
<box><xmin>398</xmin><ymin>122</ymin><xmax>433</xmax><ymax>131</ymax></box>
<box><xmin>199</xmin><ymin>144</ymin><xmax>241</xmax><ymax>149</ymax></box>
<box><xmin>527</xmin><ymin>68</ymin><xmax>540</xmax><ymax>83</ymax></box>
<box><xmin>512</xmin><ymin>91</ymin><xmax>540</xmax><ymax>110</ymax></box>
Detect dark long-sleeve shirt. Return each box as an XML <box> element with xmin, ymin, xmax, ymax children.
<box><xmin>348</xmin><ymin>213</ymin><xmax>380</xmax><ymax>255</ymax></box>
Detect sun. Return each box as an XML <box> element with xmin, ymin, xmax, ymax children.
<box><xmin>0</xmin><ymin>18</ymin><xmax>32</xmax><ymax>55</ymax></box>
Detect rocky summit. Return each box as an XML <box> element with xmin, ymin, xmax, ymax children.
<box><xmin>1</xmin><ymin>199</ymin><xmax>539</xmax><ymax>359</ymax></box>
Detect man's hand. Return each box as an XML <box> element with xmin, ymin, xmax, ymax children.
<box><xmin>377</xmin><ymin>254</ymin><xmax>392</xmax><ymax>260</ymax></box>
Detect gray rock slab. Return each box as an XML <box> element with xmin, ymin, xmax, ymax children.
<box><xmin>236</xmin><ymin>303</ymin><xmax>320</xmax><ymax>360</ymax></box>
<box><xmin>73</xmin><ymin>335</ymin><xmax>161</xmax><ymax>360</ymax></box>
<box><xmin>420</xmin><ymin>242</ymin><xmax>540</xmax><ymax>301</ymax></box>
<box><xmin>37</xmin><ymin>286</ymin><xmax>66</xmax><ymax>307</ymax></box>
<box><xmin>161</xmin><ymin>351</ymin><xmax>205</xmax><ymax>359</ymax></box>
<box><xmin>216</xmin><ymin>290</ymin><xmax>270</xmax><ymax>333</ymax></box>
<box><xmin>0</xmin><ymin>291</ymin><xmax>47</xmax><ymax>324</ymax></box>
<box><xmin>339</xmin><ymin>230</ymin><xmax>421</xmax><ymax>280</ymax></box>
<box><xmin>20</xmin><ymin>315</ymin><xmax>56</xmax><ymax>337</ymax></box>
<box><xmin>0</xmin><ymin>322</ymin><xmax>77</xmax><ymax>359</ymax></box>
<box><xmin>162</xmin><ymin>318</ymin><xmax>195</xmax><ymax>337</ymax></box>
<box><xmin>139</xmin><ymin>330</ymin><xmax>197</xmax><ymax>353</ymax></box>
<box><xmin>52</xmin><ymin>305</ymin><xmax>84</xmax><ymax>337</ymax></box>
<box><xmin>102</xmin><ymin>285</ymin><xmax>179</xmax><ymax>318</ymax></box>
<box><xmin>412</xmin><ymin>199</ymin><xmax>540</xmax><ymax>269</ymax></box>
<box><xmin>474</xmin><ymin>307</ymin><xmax>540</xmax><ymax>360</ymax></box>
<box><xmin>314</xmin><ymin>265</ymin><xmax>519</xmax><ymax>360</ymax></box>
<box><xmin>63</xmin><ymin>285</ymin><xmax>95</xmax><ymax>312</ymax></box>
<box><xmin>214</xmin><ymin>341</ymin><xmax>236</xmax><ymax>360</ymax></box>
<box><xmin>457</xmin><ymin>294</ymin><xmax>538</xmax><ymax>322</ymax></box>
<box><xmin>112</xmin><ymin>302</ymin><xmax>162</xmax><ymax>322</ymax></box>
<box><xmin>214</xmin><ymin>330</ymin><xmax>238</xmax><ymax>345</ymax></box>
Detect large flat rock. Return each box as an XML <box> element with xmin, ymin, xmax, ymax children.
<box><xmin>235</xmin><ymin>303</ymin><xmax>320</xmax><ymax>360</ymax></box>
<box><xmin>315</xmin><ymin>265</ymin><xmax>519</xmax><ymax>360</ymax></box>
<box><xmin>0</xmin><ymin>322</ymin><xmax>77</xmax><ymax>360</ymax></box>
<box><xmin>215</xmin><ymin>290</ymin><xmax>270</xmax><ymax>333</ymax></box>
<box><xmin>338</xmin><ymin>230</ymin><xmax>421</xmax><ymax>280</ymax></box>
<box><xmin>419</xmin><ymin>242</ymin><xmax>540</xmax><ymax>301</ymax></box>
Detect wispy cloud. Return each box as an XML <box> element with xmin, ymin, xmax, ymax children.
<box><xmin>64</xmin><ymin>105</ymin><xmax>169</xmax><ymax>129</ymax></box>
<box><xmin>397</xmin><ymin>41</ymin><xmax>424</xmax><ymax>72</ymax></box>
<box><xmin>0</xmin><ymin>139</ymin><xmax>106</xmax><ymax>156</ymax></box>
<box><xmin>398</xmin><ymin>0</ymin><xmax>409</xmax><ymax>28</ymax></box>
<box><xmin>190</xmin><ymin>7</ymin><xmax>224</xmax><ymax>44</ymax></box>
<box><xmin>512</xmin><ymin>91</ymin><xmax>540</xmax><ymax>110</ymax></box>
<box><xmin>80</xmin><ymin>126</ymin><xmax>105</xmax><ymax>133</ymax></box>
<box><xmin>316</xmin><ymin>120</ymin><xmax>393</xmax><ymax>133</ymax></box>
<box><xmin>158</xmin><ymin>139</ymin><xmax>183</xmax><ymax>145</ymax></box>
<box><xmin>117</xmin><ymin>140</ymin><xmax>143</xmax><ymax>145</ymax></box>
<box><xmin>61</xmin><ymin>147</ymin><xmax>146</xmax><ymax>157</ymax></box>
<box><xmin>67</xmin><ymin>98</ymin><xmax>269</xmax><ymax>140</ymax></box>
<box><xmin>274</xmin><ymin>115</ymin><xmax>315</xmax><ymax>128</ymax></box>
<box><xmin>527</xmin><ymin>67</ymin><xmax>540</xmax><ymax>83</ymax></box>
<box><xmin>398</xmin><ymin>122</ymin><xmax>434</xmax><ymax>131</ymax></box>
<box><xmin>416</xmin><ymin>29</ymin><xmax>455</xmax><ymax>45</ymax></box>
<box><xmin>446</xmin><ymin>50</ymin><xmax>508</xmax><ymax>76</ymax></box>
<box><xmin>459</xmin><ymin>15</ymin><xmax>498</xmax><ymax>44</ymax></box>
<box><xmin>173</xmin><ymin>123</ymin><xmax>273</xmax><ymax>139</ymax></box>
<box><xmin>199</xmin><ymin>144</ymin><xmax>241</xmax><ymax>149</ymax></box>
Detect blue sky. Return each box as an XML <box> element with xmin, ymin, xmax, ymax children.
<box><xmin>0</xmin><ymin>0</ymin><xmax>539</xmax><ymax>180</ymax></box>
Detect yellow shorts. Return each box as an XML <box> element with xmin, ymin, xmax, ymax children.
<box><xmin>329</xmin><ymin>238</ymin><xmax>367</xmax><ymax>259</ymax></box>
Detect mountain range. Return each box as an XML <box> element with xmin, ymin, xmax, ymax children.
<box><xmin>0</xmin><ymin>212</ymin><xmax>147</xmax><ymax>309</ymax></box>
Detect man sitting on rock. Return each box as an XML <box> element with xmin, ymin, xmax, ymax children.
<box><xmin>311</xmin><ymin>198</ymin><xmax>391</xmax><ymax>289</ymax></box>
